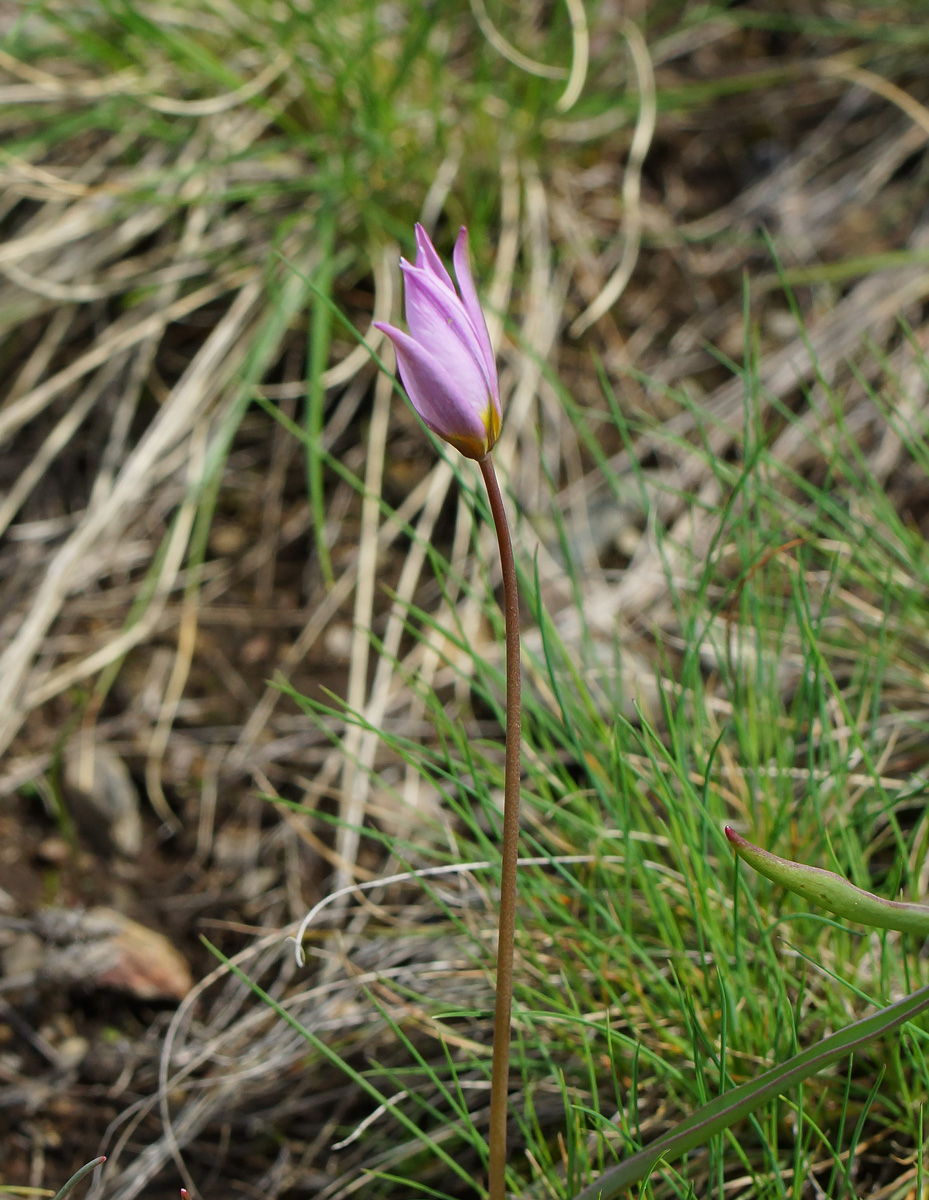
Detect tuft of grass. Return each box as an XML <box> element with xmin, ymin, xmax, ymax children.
<box><xmin>267</xmin><ymin>289</ymin><xmax>929</xmax><ymax>1197</ymax></box>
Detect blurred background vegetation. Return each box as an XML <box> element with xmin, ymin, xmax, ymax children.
<box><xmin>2</xmin><ymin>3</ymin><xmax>929</xmax><ymax>1199</ymax></box>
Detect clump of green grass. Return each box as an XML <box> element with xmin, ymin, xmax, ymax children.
<box><xmin>266</xmin><ymin>292</ymin><xmax>929</xmax><ymax>1198</ymax></box>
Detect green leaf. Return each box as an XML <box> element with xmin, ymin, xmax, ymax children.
<box><xmin>726</xmin><ymin>827</ymin><xmax>929</xmax><ymax>935</ymax></box>
<box><xmin>51</xmin><ymin>1160</ymin><xmax>105</xmax><ymax>1200</ymax></box>
<box><xmin>571</xmin><ymin>982</ymin><xmax>929</xmax><ymax>1199</ymax></box>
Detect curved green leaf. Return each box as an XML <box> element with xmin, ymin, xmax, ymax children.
<box><xmin>571</xmin><ymin>982</ymin><xmax>929</xmax><ymax>1199</ymax></box>
<box><xmin>725</xmin><ymin>826</ymin><xmax>929</xmax><ymax>935</ymax></box>
<box><xmin>52</xmin><ymin>1159</ymin><xmax>105</xmax><ymax>1200</ymax></box>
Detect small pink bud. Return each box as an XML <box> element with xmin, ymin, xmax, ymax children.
<box><xmin>375</xmin><ymin>224</ymin><xmax>501</xmax><ymax>460</ymax></box>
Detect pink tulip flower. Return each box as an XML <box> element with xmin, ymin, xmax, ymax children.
<box><xmin>375</xmin><ymin>224</ymin><xmax>501</xmax><ymax>460</ymax></box>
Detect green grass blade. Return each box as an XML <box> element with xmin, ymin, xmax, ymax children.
<box><xmin>571</xmin><ymin>984</ymin><xmax>929</xmax><ymax>1200</ymax></box>
<box><xmin>50</xmin><ymin>1160</ymin><xmax>105</xmax><ymax>1200</ymax></box>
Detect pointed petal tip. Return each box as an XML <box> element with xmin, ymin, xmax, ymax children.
<box><xmin>373</xmin><ymin>320</ymin><xmax>402</xmax><ymax>341</ymax></box>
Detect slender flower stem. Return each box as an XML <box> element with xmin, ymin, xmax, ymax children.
<box><xmin>479</xmin><ymin>454</ymin><xmax>521</xmax><ymax>1200</ymax></box>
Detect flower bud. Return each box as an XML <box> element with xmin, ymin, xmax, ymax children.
<box><xmin>375</xmin><ymin>224</ymin><xmax>501</xmax><ymax>460</ymax></box>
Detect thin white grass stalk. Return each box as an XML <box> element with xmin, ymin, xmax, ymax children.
<box><xmin>816</xmin><ymin>57</ymin><xmax>929</xmax><ymax>137</ymax></box>
<box><xmin>336</xmin><ymin>367</ymin><xmax>394</xmax><ymax>895</ymax></box>
<box><xmin>331</xmin><ymin>1091</ymin><xmax>410</xmax><ymax>1150</ymax></box>
<box><xmin>6</xmin><ymin>306</ymin><xmax>74</xmax><ymax>401</ymax></box>
<box><xmin>292</xmin><ymin>854</ymin><xmax>626</xmax><ymax>967</ymax></box>
<box><xmin>487</xmin><ymin>154</ymin><xmax>521</xmax><ymax>354</ymax></box>
<box><xmin>554</xmin><ymin>0</ymin><xmax>590</xmax><ymax>114</ymax></box>
<box><xmin>400</xmin><ymin>482</ymin><xmax>474</xmax><ymax>818</ymax></box>
<box><xmin>336</xmin><ymin>460</ymin><xmax>454</xmax><ymax>888</ymax></box>
<box><xmin>421</xmin><ymin>149</ymin><xmax>463</xmax><ymax>231</ymax></box>
<box><xmin>146</xmin><ymin>935</ymin><xmax>304</xmax><ymax>1200</ymax></box>
<box><xmin>3</xmin><ymin>259</ymin><xmax>116</xmax><ymax>302</ymax></box>
<box><xmin>467</xmin><ymin>0</ymin><xmax>568</xmax><ymax>80</ymax></box>
<box><xmin>451</xmin><ymin>488</ymin><xmax>486</xmax><ymax>708</ymax></box>
<box><xmin>140</xmin><ymin>51</ymin><xmax>291</xmax><ymax>116</ymax></box>
<box><xmin>505</xmin><ymin>163</ymin><xmax>571</xmax><ymax>509</ymax></box>
<box><xmin>570</xmin><ymin>21</ymin><xmax>655</xmax><ymax>335</ymax></box>
<box><xmin>145</xmin><ymin>420</ymin><xmax>209</xmax><ymax>831</ymax></box>
<box><xmin>0</xmin><ymin>201</ymin><xmax>120</xmax><ymax>268</ymax></box>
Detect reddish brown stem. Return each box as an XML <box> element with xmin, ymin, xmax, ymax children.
<box><xmin>479</xmin><ymin>454</ymin><xmax>521</xmax><ymax>1200</ymax></box>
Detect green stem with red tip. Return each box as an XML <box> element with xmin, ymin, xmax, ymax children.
<box><xmin>479</xmin><ymin>455</ymin><xmax>521</xmax><ymax>1200</ymax></box>
<box><xmin>52</xmin><ymin>1158</ymin><xmax>105</xmax><ymax>1200</ymax></box>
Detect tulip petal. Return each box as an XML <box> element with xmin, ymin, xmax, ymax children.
<box><xmin>452</xmin><ymin>228</ymin><xmax>498</xmax><ymax>402</ymax></box>
<box><xmin>374</xmin><ymin>322</ymin><xmax>494</xmax><ymax>459</ymax></box>
<box><xmin>414</xmin><ymin>223</ymin><xmax>455</xmax><ymax>294</ymax></box>
<box><xmin>401</xmin><ymin>262</ymin><xmax>494</xmax><ymax>394</ymax></box>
